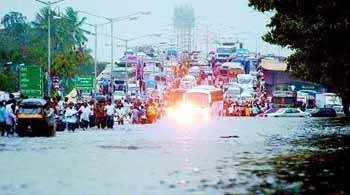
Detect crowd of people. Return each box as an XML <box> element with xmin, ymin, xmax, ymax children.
<box><xmin>0</xmin><ymin>94</ymin><xmax>18</xmax><ymax>137</ymax></box>
<box><xmin>0</xmin><ymin>92</ymin><xmax>165</xmax><ymax>136</ymax></box>
<box><xmin>55</xmin><ymin>96</ymin><xmax>162</xmax><ymax>132</ymax></box>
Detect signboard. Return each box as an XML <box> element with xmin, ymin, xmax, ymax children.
<box><xmin>76</xmin><ymin>76</ymin><xmax>94</xmax><ymax>92</ymax></box>
<box><xmin>19</xmin><ymin>66</ymin><xmax>43</xmax><ymax>97</ymax></box>
<box><xmin>273</xmin><ymin>90</ymin><xmax>295</xmax><ymax>97</ymax></box>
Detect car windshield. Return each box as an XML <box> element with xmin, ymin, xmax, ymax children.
<box><xmin>18</xmin><ymin>105</ymin><xmax>42</xmax><ymax>114</ymax></box>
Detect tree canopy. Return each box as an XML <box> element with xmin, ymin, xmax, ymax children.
<box><xmin>0</xmin><ymin>7</ymin><xmax>94</xmax><ymax>93</ymax></box>
<box><xmin>249</xmin><ymin>0</ymin><xmax>350</xmax><ymax>116</ymax></box>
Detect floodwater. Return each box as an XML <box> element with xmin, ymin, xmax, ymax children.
<box><xmin>0</xmin><ymin>117</ymin><xmax>349</xmax><ymax>195</ymax></box>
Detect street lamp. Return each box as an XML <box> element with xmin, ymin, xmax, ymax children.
<box><xmin>79</xmin><ymin>10</ymin><xmax>150</xmax><ymax>95</ymax></box>
<box><xmin>105</xmin><ymin>33</ymin><xmax>162</xmax><ymax>92</ymax></box>
<box><xmin>35</xmin><ymin>0</ymin><xmax>64</xmax><ymax>97</ymax></box>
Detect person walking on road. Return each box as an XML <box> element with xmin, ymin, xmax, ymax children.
<box><xmin>0</xmin><ymin>101</ymin><xmax>7</xmax><ymax>136</ymax></box>
<box><xmin>131</xmin><ymin>106</ymin><xmax>139</xmax><ymax>124</ymax></box>
<box><xmin>5</xmin><ymin>102</ymin><xmax>16</xmax><ymax>136</ymax></box>
<box><xmin>65</xmin><ymin>102</ymin><xmax>78</xmax><ymax>132</ymax></box>
<box><xmin>116</xmin><ymin>106</ymin><xmax>124</xmax><ymax>125</ymax></box>
<box><xmin>105</xmin><ymin>101</ymin><xmax>115</xmax><ymax>129</ymax></box>
<box><xmin>88</xmin><ymin>100</ymin><xmax>95</xmax><ymax>128</ymax></box>
<box><xmin>79</xmin><ymin>102</ymin><xmax>90</xmax><ymax>130</ymax></box>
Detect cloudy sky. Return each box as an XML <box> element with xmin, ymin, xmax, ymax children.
<box><xmin>1</xmin><ymin>0</ymin><xmax>290</xmax><ymax>61</ymax></box>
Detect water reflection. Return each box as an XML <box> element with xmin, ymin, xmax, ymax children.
<box><xmin>0</xmin><ymin>118</ymin><xmax>349</xmax><ymax>195</ymax></box>
<box><xmin>250</xmin><ymin>118</ymin><xmax>350</xmax><ymax>195</ymax></box>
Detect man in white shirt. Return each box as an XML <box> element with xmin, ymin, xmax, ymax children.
<box><xmin>65</xmin><ymin>103</ymin><xmax>78</xmax><ymax>132</ymax></box>
<box><xmin>104</xmin><ymin>101</ymin><xmax>115</xmax><ymax>129</ymax></box>
<box><xmin>79</xmin><ymin>102</ymin><xmax>90</xmax><ymax>130</ymax></box>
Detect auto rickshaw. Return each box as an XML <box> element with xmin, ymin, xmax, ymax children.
<box><xmin>16</xmin><ymin>98</ymin><xmax>56</xmax><ymax>137</ymax></box>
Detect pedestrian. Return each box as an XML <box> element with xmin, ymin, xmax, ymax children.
<box><xmin>5</xmin><ymin>102</ymin><xmax>16</xmax><ymax>136</ymax></box>
<box><xmin>105</xmin><ymin>101</ymin><xmax>115</xmax><ymax>129</ymax></box>
<box><xmin>139</xmin><ymin>106</ymin><xmax>147</xmax><ymax>124</ymax></box>
<box><xmin>131</xmin><ymin>106</ymin><xmax>139</xmax><ymax>124</ymax></box>
<box><xmin>88</xmin><ymin>100</ymin><xmax>95</xmax><ymax>128</ymax></box>
<box><xmin>0</xmin><ymin>101</ymin><xmax>7</xmax><ymax>136</ymax></box>
<box><xmin>65</xmin><ymin>102</ymin><xmax>78</xmax><ymax>132</ymax></box>
<box><xmin>44</xmin><ymin>103</ymin><xmax>55</xmax><ymax>126</ymax></box>
<box><xmin>123</xmin><ymin>100</ymin><xmax>131</xmax><ymax>122</ymax></box>
<box><xmin>79</xmin><ymin>102</ymin><xmax>90</xmax><ymax>130</ymax></box>
<box><xmin>116</xmin><ymin>106</ymin><xmax>124</xmax><ymax>125</ymax></box>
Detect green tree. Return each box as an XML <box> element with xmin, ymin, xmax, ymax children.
<box><xmin>0</xmin><ymin>72</ymin><xmax>16</xmax><ymax>93</ymax></box>
<box><xmin>32</xmin><ymin>7</ymin><xmax>92</xmax><ymax>72</ymax></box>
<box><xmin>0</xmin><ymin>8</ymin><xmax>93</xmax><ymax>93</ymax></box>
<box><xmin>249</xmin><ymin>0</ymin><xmax>350</xmax><ymax>116</ymax></box>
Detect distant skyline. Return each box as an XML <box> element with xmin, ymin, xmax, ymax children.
<box><xmin>1</xmin><ymin>0</ymin><xmax>291</xmax><ymax>61</ymax></box>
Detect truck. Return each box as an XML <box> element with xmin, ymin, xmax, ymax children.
<box><xmin>315</xmin><ymin>93</ymin><xmax>343</xmax><ymax>112</ymax></box>
<box><xmin>216</xmin><ymin>44</ymin><xmax>236</xmax><ymax>63</ymax></box>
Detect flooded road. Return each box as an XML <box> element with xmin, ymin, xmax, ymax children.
<box><xmin>0</xmin><ymin>118</ymin><xmax>349</xmax><ymax>195</ymax></box>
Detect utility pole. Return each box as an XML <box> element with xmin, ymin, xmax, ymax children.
<box><xmin>110</xmin><ymin>21</ymin><xmax>114</xmax><ymax>93</ymax></box>
<box><xmin>35</xmin><ymin>0</ymin><xmax>64</xmax><ymax>97</ymax></box>
<box><xmin>48</xmin><ymin>2</ymin><xmax>51</xmax><ymax>96</ymax></box>
<box><xmin>206</xmin><ymin>24</ymin><xmax>209</xmax><ymax>57</ymax></box>
<box><xmin>125</xmin><ymin>40</ymin><xmax>128</xmax><ymax>92</ymax></box>
<box><xmin>94</xmin><ymin>24</ymin><xmax>98</xmax><ymax>96</ymax></box>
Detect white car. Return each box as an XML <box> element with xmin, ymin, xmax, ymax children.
<box><xmin>266</xmin><ymin>108</ymin><xmax>308</xmax><ymax>117</ymax></box>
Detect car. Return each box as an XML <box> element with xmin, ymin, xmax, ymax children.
<box><xmin>112</xmin><ymin>91</ymin><xmax>126</xmax><ymax>102</ymax></box>
<box><xmin>310</xmin><ymin>108</ymin><xmax>337</xmax><ymax>117</ymax></box>
<box><xmin>266</xmin><ymin>108</ymin><xmax>308</xmax><ymax>117</ymax></box>
<box><xmin>256</xmin><ymin>108</ymin><xmax>280</xmax><ymax>117</ymax></box>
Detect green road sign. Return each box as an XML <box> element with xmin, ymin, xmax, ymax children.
<box><xmin>19</xmin><ymin>66</ymin><xmax>43</xmax><ymax>98</ymax></box>
<box><xmin>76</xmin><ymin>76</ymin><xmax>94</xmax><ymax>92</ymax></box>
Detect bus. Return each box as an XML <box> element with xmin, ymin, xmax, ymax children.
<box><xmin>271</xmin><ymin>90</ymin><xmax>297</xmax><ymax>108</ymax></box>
<box><xmin>112</xmin><ymin>66</ymin><xmax>136</xmax><ymax>91</ymax></box>
<box><xmin>113</xmin><ymin>67</ymin><xmax>136</xmax><ymax>82</ymax></box>
<box><xmin>183</xmin><ymin>86</ymin><xmax>224</xmax><ymax>118</ymax></box>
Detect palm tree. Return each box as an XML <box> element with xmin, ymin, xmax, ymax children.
<box><xmin>62</xmin><ymin>7</ymin><xmax>88</xmax><ymax>48</ymax></box>
<box><xmin>32</xmin><ymin>7</ymin><xmax>89</xmax><ymax>53</ymax></box>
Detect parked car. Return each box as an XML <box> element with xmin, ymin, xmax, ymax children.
<box><xmin>266</xmin><ymin>108</ymin><xmax>308</xmax><ymax>117</ymax></box>
<box><xmin>310</xmin><ymin>108</ymin><xmax>337</xmax><ymax>117</ymax></box>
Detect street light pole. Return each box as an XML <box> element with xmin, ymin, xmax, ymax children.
<box><xmin>94</xmin><ymin>24</ymin><xmax>98</xmax><ymax>95</ymax></box>
<box><xmin>48</xmin><ymin>2</ymin><xmax>51</xmax><ymax>96</ymax></box>
<box><xmin>35</xmin><ymin>0</ymin><xmax>64</xmax><ymax>97</ymax></box>
<box><xmin>110</xmin><ymin>20</ymin><xmax>114</xmax><ymax>93</ymax></box>
<box><xmin>125</xmin><ymin>40</ymin><xmax>128</xmax><ymax>91</ymax></box>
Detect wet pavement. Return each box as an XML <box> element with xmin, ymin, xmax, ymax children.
<box><xmin>0</xmin><ymin>117</ymin><xmax>349</xmax><ymax>195</ymax></box>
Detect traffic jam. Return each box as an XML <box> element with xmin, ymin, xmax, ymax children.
<box><xmin>0</xmin><ymin>42</ymin><xmax>345</xmax><ymax>137</ymax></box>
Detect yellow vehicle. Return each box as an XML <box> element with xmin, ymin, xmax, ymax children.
<box><xmin>16</xmin><ymin>99</ymin><xmax>56</xmax><ymax>137</ymax></box>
